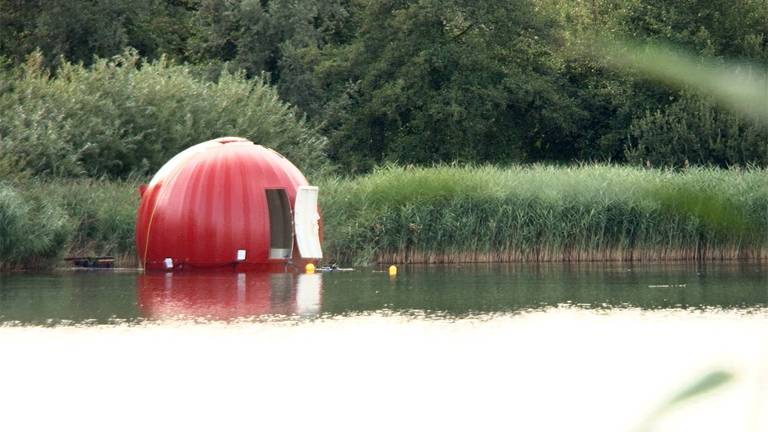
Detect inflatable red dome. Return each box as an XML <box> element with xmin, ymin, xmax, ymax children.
<box><xmin>135</xmin><ymin>137</ymin><xmax>323</xmax><ymax>271</ymax></box>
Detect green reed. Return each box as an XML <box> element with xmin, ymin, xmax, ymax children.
<box><xmin>319</xmin><ymin>164</ymin><xmax>768</xmax><ymax>265</ymax></box>
<box><xmin>0</xmin><ymin>179</ymin><xmax>140</xmax><ymax>269</ymax></box>
<box><xmin>26</xmin><ymin>179</ymin><xmax>141</xmax><ymax>264</ymax></box>
<box><xmin>0</xmin><ymin>182</ymin><xmax>70</xmax><ymax>269</ymax></box>
<box><xmin>2</xmin><ymin>164</ymin><xmax>766</xmax><ymax>269</ymax></box>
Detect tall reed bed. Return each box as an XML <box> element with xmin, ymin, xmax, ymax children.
<box><xmin>0</xmin><ymin>182</ymin><xmax>70</xmax><ymax>269</ymax></box>
<box><xmin>0</xmin><ymin>179</ymin><xmax>140</xmax><ymax>269</ymax></box>
<box><xmin>2</xmin><ymin>165</ymin><xmax>766</xmax><ymax>269</ymax></box>
<box><xmin>26</xmin><ymin>179</ymin><xmax>141</xmax><ymax>265</ymax></box>
<box><xmin>319</xmin><ymin>165</ymin><xmax>768</xmax><ymax>265</ymax></box>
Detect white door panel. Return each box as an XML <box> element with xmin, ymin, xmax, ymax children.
<box><xmin>294</xmin><ymin>186</ymin><xmax>323</xmax><ymax>259</ymax></box>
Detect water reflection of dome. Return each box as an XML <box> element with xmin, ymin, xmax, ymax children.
<box><xmin>138</xmin><ymin>272</ymin><xmax>322</xmax><ymax>320</ymax></box>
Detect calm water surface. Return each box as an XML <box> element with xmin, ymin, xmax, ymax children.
<box><xmin>1</xmin><ymin>263</ymin><xmax>768</xmax><ymax>432</ymax></box>
<box><xmin>0</xmin><ymin>262</ymin><xmax>766</xmax><ymax>323</ymax></box>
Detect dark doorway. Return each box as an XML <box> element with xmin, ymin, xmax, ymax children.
<box><xmin>265</xmin><ymin>189</ymin><xmax>293</xmax><ymax>259</ymax></box>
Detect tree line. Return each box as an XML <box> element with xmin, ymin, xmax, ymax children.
<box><xmin>2</xmin><ymin>0</ymin><xmax>767</xmax><ymax>178</ymax></box>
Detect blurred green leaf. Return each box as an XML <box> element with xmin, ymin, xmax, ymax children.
<box><xmin>602</xmin><ymin>40</ymin><xmax>768</xmax><ymax>124</ymax></box>
<box><xmin>636</xmin><ymin>369</ymin><xmax>734</xmax><ymax>432</ymax></box>
<box><xmin>666</xmin><ymin>370</ymin><xmax>734</xmax><ymax>406</ymax></box>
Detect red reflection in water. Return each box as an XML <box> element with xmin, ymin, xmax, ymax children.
<box><xmin>138</xmin><ymin>272</ymin><xmax>323</xmax><ymax>320</ymax></box>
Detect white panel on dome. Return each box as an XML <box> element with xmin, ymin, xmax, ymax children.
<box><xmin>294</xmin><ymin>186</ymin><xmax>322</xmax><ymax>259</ymax></box>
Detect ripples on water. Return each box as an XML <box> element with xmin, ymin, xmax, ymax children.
<box><xmin>1</xmin><ymin>262</ymin><xmax>767</xmax><ymax>324</ymax></box>
<box><xmin>0</xmin><ymin>263</ymin><xmax>767</xmax><ymax>431</ymax></box>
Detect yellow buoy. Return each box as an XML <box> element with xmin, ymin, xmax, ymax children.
<box><xmin>388</xmin><ymin>265</ymin><xmax>397</xmax><ymax>276</ymax></box>
<box><xmin>305</xmin><ymin>263</ymin><xmax>315</xmax><ymax>274</ymax></box>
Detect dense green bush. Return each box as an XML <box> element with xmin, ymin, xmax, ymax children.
<box><xmin>0</xmin><ymin>50</ymin><xmax>330</xmax><ymax>178</ymax></box>
<box><xmin>626</xmin><ymin>95</ymin><xmax>768</xmax><ymax>167</ymax></box>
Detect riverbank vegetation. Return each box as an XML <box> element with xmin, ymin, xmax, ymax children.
<box><xmin>0</xmin><ymin>179</ymin><xmax>138</xmax><ymax>270</ymax></box>
<box><xmin>321</xmin><ymin>165</ymin><xmax>768</xmax><ymax>264</ymax></box>
<box><xmin>0</xmin><ymin>51</ymin><xmax>329</xmax><ymax>179</ymax></box>
<box><xmin>1</xmin><ymin>165</ymin><xmax>765</xmax><ymax>269</ymax></box>
<box><xmin>2</xmin><ymin>1</ymin><xmax>768</xmax><ymax>268</ymax></box>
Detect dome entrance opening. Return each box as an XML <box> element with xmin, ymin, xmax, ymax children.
<box><xmin>266</xmin><ymin>188</ymin><xmax>293</xmax><ymax>259</ymax></box>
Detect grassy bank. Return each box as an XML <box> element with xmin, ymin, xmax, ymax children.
<box><xmin>1</xmin><ymin>165</ymin><xmax>767</xmax><ymax>269</ymax></box>
<box><xmin>320</xmin><ymin>165</ymin><xmax>768</xmax><ymax>265</ymax></box>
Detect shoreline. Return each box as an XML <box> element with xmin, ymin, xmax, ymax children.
<box><xmin>7</xmin><ymin>254</ymin><xmax>768</xmax><ymax>274</ymax></box>
<box><xmin>82</xmin><ymin>252</ymin><xmax>768</xmax><ymax>271</ymax></box>
<box><xmin>3</xmin><ymin>165</ymin><xmax>767</xmax><ymax>271</ymax></box>
<box><xmin>371</xmin><ymin>249</ymin><xmax>768</xmax><ymax>265</ymax></box>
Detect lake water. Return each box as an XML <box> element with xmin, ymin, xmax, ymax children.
<box><xmin>1</xmin><ymin>263</ymin><xmax>767</xmax><ymax>431</ymax></box>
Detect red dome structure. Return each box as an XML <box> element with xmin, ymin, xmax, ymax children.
<box><xmin>135</xmin><ymin>137</ymin><xmax>323</xmax><ymax>271</ymax></box>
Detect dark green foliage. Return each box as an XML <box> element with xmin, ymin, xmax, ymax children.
<box><xmin>189</xmin><ymin>0</ymin><xmax>352</xmax><ymax>74</ymax></box>
<box><xmin>0</xmin><ymin>0</ymin><xmax>197</xmax><ymax>68</ymax></box>
<box><xmin>308</xmin><ymin>0</ymin><xmax>586</xmax><ymax>171</ymax></box>
<box><xmin>617</xmin><ymin>0</ymin><xmax>768</xmax><ymax>61</ymax></box>
<box><xmin>627</xmin><ymin>95</ymin><xmax>768</xmax><ymax>167</ymax></box>
<box><xmin>3</xmin><ymin>0</ymin><xmax>768</xmax><ymax>172</ymax></box>
<box><xmin>546</xmin><ymin>0</ymin><xmax>768</xmax><ymax>166</ymax></box>
<box><xmin>294</xmin><ymin>0</ymin><xmax>768</xmax><ymax>169</ymax></box>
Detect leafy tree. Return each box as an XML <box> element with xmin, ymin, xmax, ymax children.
<box><xmin>188</xmin><ymin>0</ymin><xmax>354</xmax><ymax>82</ymax></box>
<box><xmin>0</xmin><ymin>0</ymin><xmax>197</xmax><ymax>68</ymax></box>
<box><xmin>3</xmin><ymin>0</ymin><xmax>768</xmax><ymax>173</ymax></box>
<box><xmin>543</xmin><ymin>0</ymin><xmax>768</xmax><ymax>165</ymax></box>
<box><xmin>626</xmin><ymin>94</ymin><xmax>768</xmax><ymax>167</ymax></box>
<box><xmin>306</xmin><ymin>0</ymin><xmax>585</xmax><ymax>171</ymax></box>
